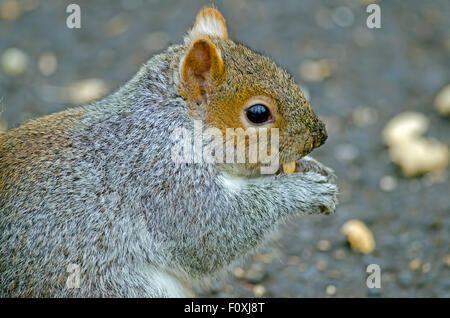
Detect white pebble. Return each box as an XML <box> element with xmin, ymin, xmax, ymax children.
<box><xmin>66</xmin><ymin>79</ymin><xmax>109</xmax><ymax>105</ymax></box>
<box><xmin>38</xmin><ymin>51</ymin><xmax>58</xmax><ymax>77</ymax></box>
<box><xmin>326</xmin><ymin>284</ymin><xmax>337</xmax><ymax>296</ymax></box>
<box><xmin>389</xmin><ymin>137</ymin><xmax>449</xmax><ymax>177</ymax></box>
<box><xmin>253</xmin><ymin>285</ymin><xmax>266</xmax><ymax>297</ymax></box>
<box><xmin>379</xmin><ymin>175</ymin><xmax>397</xmax><ymax>192</ymax></box>
<box><xmin>434</xmin><ymin>84</ymin><xmax>450</xmax><ymax>116</ymax></box>
<box><xmin>299</xmin><ymin>59</ymin><xmax>333</xmax><ymax>82</ymax></box>
<box><xmin>1</xmin><ymin>48</ymin><xmax>28</xmax><ymax>76</ymax></box>
<box><xmin>382</xmin><ymin>112</ymin><xmax>428</xmax><ymax>146</ymax></box>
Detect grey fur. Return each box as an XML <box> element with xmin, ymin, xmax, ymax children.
<box><xmin>0</xmin><ymin>45</ymin><xmax>338</xmax><ymax>297</ymax></box>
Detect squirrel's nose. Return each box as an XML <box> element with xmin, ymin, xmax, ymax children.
<box><xmin>313</xmin><ymin>119</ymin><xmax>327</xmax><ymax>148</ymax></box>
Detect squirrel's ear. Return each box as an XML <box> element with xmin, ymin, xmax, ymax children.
<box><xmin>186</xmin><ymin>6</ymin><xmax>228</xmax><ymax>42</ymax></box>
<box><xmin>179</xmin><ymin>36</ymin><xmax>225</xmax><ymax>110</ymax></box>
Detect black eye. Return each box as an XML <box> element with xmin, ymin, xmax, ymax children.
<box><xmin>246</xmin><ymin>104</ymin><xmax>271</xmax><ymax>124</ymax></box>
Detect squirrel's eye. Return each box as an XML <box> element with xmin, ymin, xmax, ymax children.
<box><xmin>246</xmin><ymin>104</ymin><xmax>271</xmax><ymax>124</ymax></box>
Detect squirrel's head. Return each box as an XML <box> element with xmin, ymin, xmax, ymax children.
<box><xmin>178</xmin><ymin>6</ymin><xmax>327</xmax><ymax>176</ymax></box>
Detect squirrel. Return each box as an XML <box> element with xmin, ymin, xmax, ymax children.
<box><xmin>0</xmin><ymin>6</ymin><xmax>338</xmax><ymax>297</ymax></box>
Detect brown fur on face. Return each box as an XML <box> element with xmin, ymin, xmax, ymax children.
<box><xmin>179</xmin><ymin>7</ymin><xmax>327</xmax><ymax>176</ymax></box>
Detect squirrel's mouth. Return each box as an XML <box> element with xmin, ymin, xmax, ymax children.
<box><xmin>281</xmin><ymin>162</ymin><xmax>296</xmax><ymax>174</ymax></box>
<box><xmin>276</xmin><ymin>161</ymin><xmax>303</xmax><ymax>175</ymax></box>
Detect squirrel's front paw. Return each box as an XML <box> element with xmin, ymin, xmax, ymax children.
<box><xmin>295</xmin><ymin>158</ymin><xmax>339</xmax><ymax>215</ymax></box>
<box><xmin>297</xmin><ymin>156</ymin><xmax>337</xmax><ymax>184</ymax></box>
<box><xmin>305</xmin><ymin>177</ymin><xmax>338</xmax><ymax>215</ymax></box>
<box><xmin>273</xmin><ymin>157</ymin><xmax>338</xmax><ymax>215</ymax></box>
<box><xmin>318</xmin><ymin>183</ymin><xmax>338</xmax><ymax>215</ymax></box>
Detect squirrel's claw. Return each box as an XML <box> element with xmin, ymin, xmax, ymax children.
<box><xmin>297</xmin><ymin>156</ymin><xmax>337</xmax><ymax>184</ymax></box>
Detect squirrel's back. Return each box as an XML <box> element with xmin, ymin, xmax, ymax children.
<box><xmin>0</xmin><ymin>48</ymin><xmax>198</xmax><ymax>297</ymax></box>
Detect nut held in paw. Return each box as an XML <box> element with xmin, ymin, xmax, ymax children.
<box><xmin>282</xmin><ymin>162</ymin><xmax>296</xmax><ymax>174</ymax></box>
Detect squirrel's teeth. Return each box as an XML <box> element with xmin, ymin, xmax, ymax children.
<box><xmin>282</xmin><ymin>162</ymin><xmax>296</xmax><ymax>175</ymax></box>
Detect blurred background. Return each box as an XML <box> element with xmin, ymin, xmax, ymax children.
<box><xmin>0</xmin><ymin>0</ymin><xmax>449</xmax><ymax>297</ymax></box>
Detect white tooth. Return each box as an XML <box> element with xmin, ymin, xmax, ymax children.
<box><xmin>282</xmin><ymin>162</ymin><xmax>296</xmax><ymax>175</ymax></box>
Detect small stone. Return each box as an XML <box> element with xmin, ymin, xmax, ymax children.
<box><xmin>382</xmin><ymin>112</ymin><xmax>449</xmax><ymax>177</ymax></box>
<box><xmin>434</xmin><ymin>84</ymin><xmax>450</xmax><ymax>116</ymax></box>
<box><xmin>326</xmin><ymin>284</ymin><xmax>337</xmax><ymax>296</ymax></box>
<box><xmin>38</xmin><ymin>51</ymin><xmax>58</xmax><ymax>77</ymax></box>
<box><xmin>299</xmin><ymin>59</ymin><xmax>333</xmax><ymax>82</ymax></box>
<box><xmin>317</xmin><ymin>240</ymin><xmax>332</xmax><ymax>251</ymax></box>
<box><xmin>443</xmin><ymin>255</ymin><xmax>450</xmax><ymax>267</ymax></box>
<box><xmin>67</xmin><ymin>79</ymin><xmax>109</xmax><ymax>105</ymax></box>
<box><xmin>379</xmin><ymin>175</ymin><xmax>397</xmax><ymax>192</ymax></box>
<box><xmin>233</xmin><ymin>267</ymin><xmax>245</xmax><ymax>279</ymax></box>
<box><xmin>389</xmin><ymin>137</ymin><xmax>449</xmax><ymax>177</ymax></box>
<box><xmin>1</xmin><ymin>48</ymin><xmax>28</xmax><ymax>76</ymax></box>
<box><xmin>382</xmin><ymin>112</ymin><xmax>429</xmax><ymax>146</ymax></box>
<box><xmin>421</xmin><ymin>263</ymin><xmax>431</xmax><ymax>273</ymax></box>
<box><xmin>253</xmin><ymin>285</ymin><xmax>266</xmax><ymax>297</ymax></box>
<box><xmin>0</xmin><ymin>0</ymin><xmax>21</xmax><ymax>21</ymax></box>
<box><xmin>409</xmin><ymin>259</ymin><xmax>422</xmax><ymax>271</ymax></box>
<box><xmin>341</xmin><ymin>220</ymin><xmax>375</xmax><ymax>254</ymax></box>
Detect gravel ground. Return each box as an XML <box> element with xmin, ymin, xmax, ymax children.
<box><xmin>1</xmin><ymin>0</ymin><xmax>449</xmax><ymax>297</ymax></box>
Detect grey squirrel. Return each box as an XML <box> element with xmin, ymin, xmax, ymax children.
<box><xmin>0</xmin><ymin>7</ymin><xmax>338</xmax><ymax>297</ymax></box>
